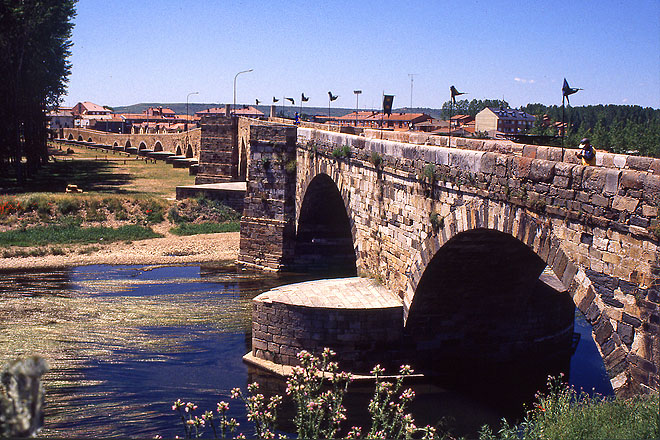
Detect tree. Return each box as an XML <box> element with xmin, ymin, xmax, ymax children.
<box><xmin>0</xmin><ymin>0</ymin><xmax>76</xmax><ymax>182</ymax></box>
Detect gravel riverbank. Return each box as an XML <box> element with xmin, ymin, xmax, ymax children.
<box><xmin>0</xmin><ymin>231</ymin><xmax>240</xmax><ymax>270</ymax></box>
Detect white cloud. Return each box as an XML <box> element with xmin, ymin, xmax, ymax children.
<box><xmin>514</xmin><ymin>77</ymin><xmax>536</xmax><ymax>84</ymax></box>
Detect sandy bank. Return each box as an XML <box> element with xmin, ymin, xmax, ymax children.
<box><xmin>0</xmin><ymin>232</ymin><xmax>240</xmax><ymax>270</ymax></box>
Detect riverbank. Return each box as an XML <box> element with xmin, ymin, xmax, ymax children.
<box><xmin>0</xmin><ymin>230</ymin><xmax>240</xmax><ymax>270</ymax></box>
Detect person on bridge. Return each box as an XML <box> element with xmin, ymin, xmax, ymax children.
<box><xmin>577</xmin><ymin>138</ymin><xmax>596</xmax><ymax>166</ymax></box>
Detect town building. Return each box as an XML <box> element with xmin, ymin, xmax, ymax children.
<box><xmin>47</xmin><ymin>107</ymin><xmax>75</xmax><ymax>129</ymax></box>
<box><xmin>334</xmin><ymin>111</ymin><xmax>432</xmax><ymax>130</ymax></box>
<box><xmin>195</xmin><ymin>105</ymin><xmax>264</xmax><ymax>118</ymax></box>
<box><xmin>475</xmin><ymin>107</ymin><xmax>535</xmax><ymax>136</ymax></box>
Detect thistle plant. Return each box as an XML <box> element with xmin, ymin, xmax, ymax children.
<box><xmin>361</xmin><ymin>364</ymin><xmax>437</xmax><ymax>440</ymax></box>
<box><xmin>230</xmin><ymin>383</ymin><xmax>281</xmax><ymax>439</ymax></box>
<box><xmin>286</xmin><ymin>348</ymin><xmax>352</xmax><ymax>439</ymax></box>
<box><xmin>171</xmin><ymin>399</ymin><xmax>239</xmax><ymax>439</ymax></box>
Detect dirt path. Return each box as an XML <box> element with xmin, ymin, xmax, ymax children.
<box><xmin>0</xmin><ymin>231</ymin><xmax>240</xmax><ymax>270</ymax></box>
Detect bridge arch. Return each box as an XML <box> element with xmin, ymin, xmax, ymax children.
<box><xmin>125</xmin><ymin>140</ymin><xmax>131</xmax><ymax>148</ymax></box>
<box><xmin>139</xmin><ymin>141</ymin><xmax>147</xmax><ymax>150</ymax></box>
<box><xmin>113</xmin><ymin>141</ymin><xmax>119</xmax><ymax>148</ymax></box>
<box><xmin>68</xmin><ymin>134</ymin><xmax>74</xmax><ymax>140</ymax></box>
<box><xmin>404</xmin><ymin>198</ymin><xmax>630</xmax><ymax>393</ymax></box>
<box><xmin>294</xmin><ymin>172</ymin><xmax>357</xmax><ymax>276</ymax></box>
<box><xmin>77</xmin><ymin>135</ymin><xmax>83</xmax><ymax>141</ymax></box>
<box><xmin>87</xmin><ymin>137</ymin><xmax>93</xmax><ymax>143</ymax></box>
<box><xmin>185</xmin><ymin>144</ymin><xmax>193</xmax><ymax>158</ymax></box>
<box><xmin>238</xmin><ymin>138</ymin><xmax>248</xmax><ymax>181</ymax></box>
<box><xmin>176</xmin><ymin>145</ymin><xmax>182</xmax><ymax>156</ymax></box>
<box><xmin>153</xmin><ymin>141</ymin><xmax>163</xmax><ymax>152</ymax></box>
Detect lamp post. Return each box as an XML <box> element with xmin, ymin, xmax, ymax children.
<box><xmin>233</xmin><ymin>69</ymin><xmax>254</xmax><ymax>115</ymax></box>
<box><xmin>186</xmin><ymin>91</ymin><xmax>199</xmax><ymax>132</ymax></box>
<box><xmin>353</xmin><ymin>90</ymin><xmax>362</xmax><ymax>127</ymax></box>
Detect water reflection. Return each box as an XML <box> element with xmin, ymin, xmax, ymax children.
<box><xmin>0</xmin><ymin>264</ymin><xmax>612</xmax><ymax>438</ymax></box>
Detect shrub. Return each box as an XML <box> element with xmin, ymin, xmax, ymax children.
<box><xmin>139</xmin><ymin>198</ymin><xmax>167</xmax><ymax>224</ymax></box>
<box><xmin>332</xmin><ymin>145</ymin><xmax>352</xmax><ymax>159</ymax></box>
<box><xmin>85</xmin><ymin>200</ymin><xmax>106</xmax><ymax>222</ymax></box>
<box><xmin>56</xmin><ymin>198</ymin><xmax>82</xmax><ymax>216</ymax></box>
<box><xmin>422</xmin><ymin>164</ymin><xmax>436</xmax><ymax>184</ymax></box>
<box><xmin>0</xmin><ymin>198</ymin><xmax>21</xmax><ymax>218</ymax></box>
<box><xmin>370</xmin><ymin>151</ymin><xmax>383</xmax><ymax>168</ymax></box>
<box><xmin>430</xmin><ymin>212</ymin><xmax>443</xmax><ymax>231</ymax></box>
<box><xmin>25</xmin><ymin>195</ymin><xmax>52</xmax><ymax>217</ymax></box>
<box><xmin>285</xmin><ymin>158</ymin><xmax>297</xmax><ymax>174</ymax></box>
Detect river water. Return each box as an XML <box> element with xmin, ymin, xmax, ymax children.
<box><xmin>0</xmin><ymin>264</ymin><xmax>612</xmax><ymax>438</ymax></box>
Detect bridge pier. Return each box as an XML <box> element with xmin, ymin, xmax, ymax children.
<box><xmin>247</xmin><ymin>277</ymin><xmax>404</xmax><ymax>373</ymax></box>
<box><xmin>237</xmin><ymin>123</ymin><xmax>298</xmax><ymax>270</ymax></box>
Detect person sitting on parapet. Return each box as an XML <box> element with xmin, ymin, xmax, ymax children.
<box><xmin>577</xmin><ymin>138</ymin><xmax>596</xmax><ymax>166</ymax></box>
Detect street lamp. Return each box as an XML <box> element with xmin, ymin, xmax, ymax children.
<box><xmin>353</xmin><ymin>90</ymin><xmax>362</xmax><ymax>126</ymax></box>
<box><xmin>186</xmin><ymin>91</ymin><xmax>199</xmax><ymax>131</ymax></box>
<box><xmin>233</xmin><ymin>69</ymin><xmax>254</xmax><ymax>114</ymax></box>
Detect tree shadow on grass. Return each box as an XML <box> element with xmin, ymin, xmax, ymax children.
<box><xmin>0</xmin><ymin>160</ymin><xmax>135</xmax><ymax>194</ymax></box>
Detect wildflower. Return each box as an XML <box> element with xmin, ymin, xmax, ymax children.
<box><xmin>230</xmin><ymin>387</ymin><xmax>241</xmax><ymax>399</ymax></box>
<box><xmin>172</xmin><ymin>399</ymin><xmax>184</xmax><ymax>411</ymax></box>
<box><xmin>399</xmin><ymin>364</ymin><xmax>413</xmax><ymax>375</ymax></box>
<box><xmin>217</xmin><ymin>401</ymin><xmax>230</xmax><ymax>412</ymax></box>
<box><xmin>202</xmin><ymin>410</ymin><xmax>214</xmax><ymax>420</ymax></box>
<box><xmin>371</xmin><ymin>364</ymin><xmax>385</xmax><ymax>376</ymax></box>
<box><xmin>400</xmin><ymin>388</ymin><xmax>415</xmax><ymax>400</ymax></box>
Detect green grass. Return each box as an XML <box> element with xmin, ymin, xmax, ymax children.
<box><xmin>169</xmin><ymin>221</ymin><xmax>240</xmax><ymax>236</ymax></box>
<box><xmin>0</xmin><ymin>224</ymin><xmax>162</xmax><ymax>247</ymax></box>
<box><xmin>479</xmin><ymin>376</ymin><xmax>659</xmax><ymax>440</ymax></box>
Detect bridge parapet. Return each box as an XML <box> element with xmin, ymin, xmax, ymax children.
<box><xmin>363</xmin><ymin>128</ymin><xmax>660</xmax><ymax>173</ymax></box>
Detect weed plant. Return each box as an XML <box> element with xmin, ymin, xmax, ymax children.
<box><xmin>479</xmin><ymin>375</ymin><xmax>659</xmax><ymax>440</ymax></box>
<box><xmin>170</xmin><ymin>349</ymin><xmax>436</xmax><ymax>439</ymax></box>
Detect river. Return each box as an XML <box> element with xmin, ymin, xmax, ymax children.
<box><xmin>0</xmin><ymin>264</ymin><xmax>612</xmax><ymax>438</ymax></box>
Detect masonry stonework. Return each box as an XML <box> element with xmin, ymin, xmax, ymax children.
<box><xmin>60</xmin><ymin>127</ymin><xmax>200</xmax><ymax>157</ymax></box>
<box><xmin>291</xmin><ymin>126</ymin><xmax>659</xmax><ymax>396</ymax></box>
<box><xmin>237</xmin><ymin>123</ymin><xmax>298</xmax><ymax>270</ymax></box>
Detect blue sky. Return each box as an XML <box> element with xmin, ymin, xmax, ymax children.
<box><xmin>63</xmin><ymin>0</ymin><xmax>660</xmax><ymax>110</ymax></box>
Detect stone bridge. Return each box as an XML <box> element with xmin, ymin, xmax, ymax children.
<box><xmin>198</xmin><ymin>117</ymin><xmax>658</xmax><ymax>395</ymax></box>
<box><xmin>59</xmin><ymin>127</ymin><xmax>201</xmax><ymax>158</ymax></box>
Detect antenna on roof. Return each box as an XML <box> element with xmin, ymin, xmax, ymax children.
<box><xmin>408</xmin><ymin>73</ymin><xmax>418</xmax><ymax>109</ymax></box>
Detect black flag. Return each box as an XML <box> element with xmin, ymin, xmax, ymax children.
<box><xmin>328</xmin><ymin>91</ymin><xmax>338</xmax><ymax>101</ymax></box>
<box><xmin>562</xmin><ymin>78</ymin><xmax>582</xmax><ymax>105</ymax></box>
<box><xmin>301</xmin><ymin>93</ymin><xmax>309</xmax><ymax>102</ymax></box>
<box><xmin>273</xmin><ymin>97</ymin><xmax>279</xmax><ymax>103</ymax></box>
<box><xmin>382</xmin><ymin>95</ymin><xmax>394</xmax><ymax>116</ymax></box>
<box><xmin>450</xmin><ymin>85</ymin><xmax>465</xmax><ymax>104</ymax></box>
<box><xmin>285</xmin><ymin>97</ymin><xmax>295</xmax><ymax>105</ymax></box>
<box><xmin>255</xmin><ymin>99</ymin><xmax>260</xmax><ymax>105</ymax></box>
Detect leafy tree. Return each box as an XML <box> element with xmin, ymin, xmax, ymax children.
<box><xmin>0</xmin><ymin>0</ymin><xmax>76</xmax><ymax>182</ymax></box>
<box><xmin>440</xmin><ymin>98</ymin><xmax>509</xmax><ymax>119</ymax></box>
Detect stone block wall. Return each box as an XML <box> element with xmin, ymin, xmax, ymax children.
<box><xmin>294</xmin><ymin>127</ymin><xmax>659</xmax><ymax>395</ymax></box>
<box><xmin>237</xmin><ymin>123</ymin><xmax>298</xmax><ymax>270</ymax></box>
<box><xmin>195</xmin><ymin>116</ymin><xmax>236</xmax><ymax>184</ymax></box>
<box><xmin>252</xmin><ymin>293</ymin><xmax>403</xmax><ymax>373</ymax></box>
